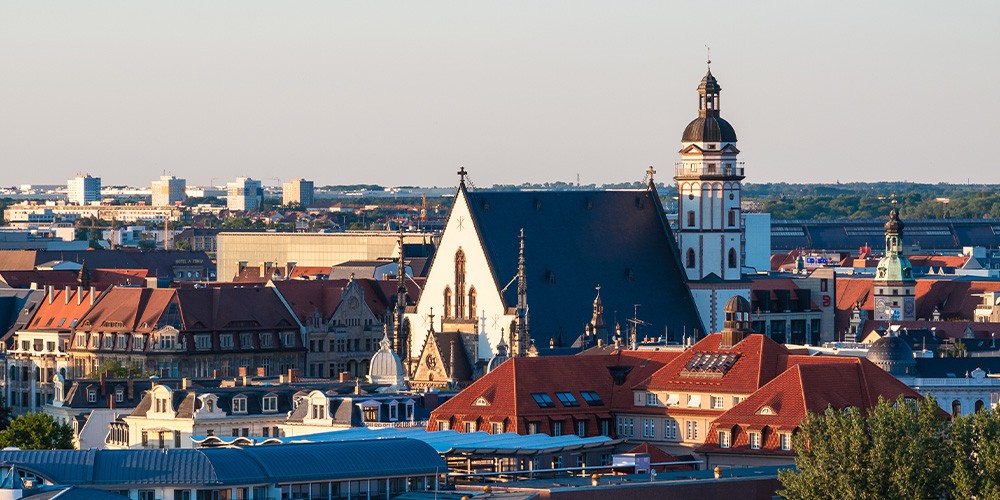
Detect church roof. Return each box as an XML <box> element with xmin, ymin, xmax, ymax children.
<box><xmin>682</xmin><ymin>116</ymin><xmax>737</xmax><ymax>143</ymax></box>
<box><xmin>464</xmin><ymin>189</ymin><xmax>703</xmax><ymax>349</ymax></box>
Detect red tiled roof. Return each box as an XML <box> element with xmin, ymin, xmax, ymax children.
<box><xmin>699</xmin><ymin>357</ymin><xmax>923</xmax><ymax>455</ymax></box>
<box><xmin>26</xmin><ymin>287</ymin><xmax>102</xmax><ymax>331</ymax></box>
<box><xmin>638</xmin><ymin>334</ymin><xmax>789</xmax><ymax>395</ymax></box>
<box><xmin>428</xmin><ymin>350</ymin><xmax>678</xmax><ymax>436</ymax></box>
<box><xmin>74</xmin><ymin>287</ymin><xmax>175</xmax><ymax>334</ymax></box>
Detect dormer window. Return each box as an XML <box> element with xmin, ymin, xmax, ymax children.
<box><xmin>388</xmin><ymin>402</ymin><xmax>398</xmax><ymax>421</ymax></box>
<box><xmin>311</xmin><ymin>402</ymin><xmax>326</xmax><ymax>419</ymax></box>
<box><xmin>155</xmin><ymin>396</ymin><xmax>171</xmax><ymax>413</ymax></box>
<box><xmin>87</xmin><ymin>388</ymin><xmax>97</xmax><ymax>403</ymax></box>
<box><xmin>262</xmin><ymin>395</ymin><xmax>278</xmax><ymax>413</ymax></box>
<box><xmin>115</xmin><ymin>389</ymin><xmax>124</xmax><ymax>403</ymax></box>
<box><xmin>232</xmin><ymin>396</ymin><xmax>248</xmax><ymax>414</ymax></box>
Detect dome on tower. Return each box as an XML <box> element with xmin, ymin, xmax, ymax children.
<box><xmin>368</xmin><ymin>334</ymin><xmax>407</xmax><ymax>390</ymax></box>
<box><xmin>487</xmin><ymin>337</ymin><xmax>510</xmax><ymax>373</ymax></box>
<box><xmin>866</xmin><ymin>332</ymin><xmax>916</xmax><ymax>376</ymax></box>
<box><xmin>682</xmin><ymin>116</ymin><xmax>738</xmax><ymax>143</ymax></box>
<box><xmin>724</xmin><ymin>295</ymin><xmax>752</xmax><ymax>315</ymax></box>
<box><xmin>698</xmin><ymin>70</ymin><xmax>722</xmax><ymax>94</ymax></box>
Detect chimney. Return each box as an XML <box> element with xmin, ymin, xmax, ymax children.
<box><xmin>64</xmin><ymin>286</ymin><xmax>71</xmax><ymax>304</ymax></box>
<box><xmin>90</xmin><ymin>286</ymin><xmax>96</xmax><ymax>305</ymax></box>
<box><xmin>47</xmin><ymin>285</ymin><xmax>54</xmax><ymax>304</ymax></box>
<box><xmin>99</xmin><ymin>372</ymin><xmax>106</xmax><ymax>396</ymax></box>
<box><xmin>339</xmin><ymin>371</ymin><xmax>351</xmax><ymax>383</ymax></box>
<box><xmin>287</xmin><ymin>368</ymin><xmax>300</xmax><ymax>383</ymax></box>
<box><xmin>127</xmin><ymin>379</ymin><xmax>134</xmax><ymax>400</ymax></box>
<box><xmin>77</xmin><ymin>286</ymin><xmax>83</xmax><ymax>305</ymax></box>
<box><xmin>182</xmin><ymin>378</ymin><xmax>190</xmax><ymax>390</ymax></box>
<box><xmin>212</xmin><ymin>369</ymin><xmax>220</xmax><ymax>379</ymax></box>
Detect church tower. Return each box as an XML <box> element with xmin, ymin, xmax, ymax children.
<box><xmin>873</xmin><ymin>205</ymin><xmax>916</xmax><ymax>321</ymax></box>
<box><xmin>675</xmin><ymin>64</ymin><xmax>743</xmax><ymax>281</ymax></box>
<box><xmin>675</xmin><ymin>61</ymin><xmax>750</xmax><ymax>334</ymax></box>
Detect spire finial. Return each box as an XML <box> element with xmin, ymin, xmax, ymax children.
<box><xmin>705</xmin><ymin>45</ymin><xmax>711</xmax><ymax>69</ymax></box>
<box><xmin>645</xmin><ymin>166</ymin><xmax>656</xmax><ymax>188</ymax></box>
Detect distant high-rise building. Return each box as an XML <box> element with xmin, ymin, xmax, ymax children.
<box><xmin>67</xmin><ymin>174</ymin><xmax>101</xmax><ymax>205</ymax></box>
<box><xmin>282</xmin><ymin>178</ymin><xmax>314</xmax><ymax>207</ymax></box>
<box><xmin>226</xmin><ymin>177</ymin><xmax>263</xmax><ymax>211</ymax></box>
<box><xmin>151</xmin><ymin>175</ymin><xmax>186</xmax><ymax>206</ymax></box>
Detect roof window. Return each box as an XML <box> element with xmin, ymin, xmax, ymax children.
<box><xmin>555</xmin><ymin>392</ymin><xmax>579</xmax><ymax>407</ymax></box>
<box><xmin>580</xmin><ymin>391</ymin><xmax>604</xmax><ymax>406</ymax></box>
<box><xmin>531</xmin><ymin>393</ymin><xmax>555</xmax><ymax>408</ymax></box>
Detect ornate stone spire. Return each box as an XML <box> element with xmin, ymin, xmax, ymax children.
<box><xmin>515</xmin><ymin>228</ymin><xmax>530</xmax><ymax>356</ymax></box>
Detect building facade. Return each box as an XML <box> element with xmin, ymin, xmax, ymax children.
<box><xmin>282</xmin><ymin>178</ymin><xmax>315</xmax><ymax>207</ymax></box>
<box><xmin>67</xmin><ymin>174</ymin><xmax>101</xmax><ymax>205</ymax></box>
<box><xmin>226</xmin><ymin>177</ymin><xmax>263</xmax><ymax>212</ymax></box>
<box><xmin>151</xmin><ymin>175</ymin><xmax>186</xmax><ymax>206</ymax></box>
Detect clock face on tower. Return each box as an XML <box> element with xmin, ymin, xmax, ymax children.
<box><xmin>875</xmin><ymin>298</ymin><xmax>887</xmax><ymax>312</ymax></box>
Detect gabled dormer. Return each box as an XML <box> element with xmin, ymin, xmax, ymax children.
<box><xmin>194</xmin><ymin>393</ymin><xmax>226</xmax><ymax>420</ymax></box>
<box><xmin>303</xmin><ymin>390</ymin><xmax>332</xmax><ymax>424</ymax></box>
<box><xmin>148</xmin><ymin>385</ymin><xmax>176</xmax><ymax>419</ymax></box>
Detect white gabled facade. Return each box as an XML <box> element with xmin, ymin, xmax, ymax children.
<box><xmin>405</xmin><ymin>184</ymin><xmax>516</xmax><ymax>366</ymax></box>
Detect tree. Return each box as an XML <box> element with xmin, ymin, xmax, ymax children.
<box><xmin>0</xmin><ymin>413</ymin><xmax>73</xmax><ymax>450</ymax></box>
<box><xmin>0</xmin><ymin>397</ymin><xmax>11</xmax><ymax>430</ymax></box>
<box><xmin>950</xmin><ymin>409</ymin><xmax>1000</xmax><ymax>498</ymax></box>
<box><xmin>778</xmin><ymin>396</ymin><xmax>949</xmax><ymax>499</ymax></box>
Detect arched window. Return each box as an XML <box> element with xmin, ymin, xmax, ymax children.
<box><xmin>687</xmin><ymin>211</ymin><xmax>696</xmax><ymax>227</ymax></box>
<box><xmin>728</xmin><ymin>209</ymin><xmax>737</xmax><ymax>227</ymax></box>
<box><xmin>468</xmin><ymin>287</ymin><xmax>477</xmax><ymax>320</ymax></box>
<box><xmin>686</xmin><ymin>249</ymin><xmax>696</xmax><ymax>269</ymax></box>
<box><xmin>728</xmin><ymin>248</ymin><xmax>738</xmax><ymax>268</ymax></box>
<box><xmin>443</xmin><ymin>287</ymin><xmax>452</xmax><ymax>320</ymax></box>
<box><xmin>455</xmin><ymin>249</ymin><xmax>466</xmax><ymax>318</ymax></box>
<box><xmin>976</xmin><ymin>400</ymin><xmax>985</xmax><ymax>413</ymax></box>
<box><xmin>952</xmin><ymin>400</ymin><xmax>962</xmax><ymax>417</ymax></box>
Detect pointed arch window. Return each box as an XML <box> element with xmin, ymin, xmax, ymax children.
<box><xmin>455</xmin><ymin>249</ymin><xmax>466</xmax><ymax>319</ymax></box>
<box><xmin>443</xmin><ymin>287</ymin><xmax>452</xmax><ymax>320</ymax></box>
<box><xmin>686</xmin><ymin>249</ymin><xmax>696</xmax><ymax>269</ymax></box>
<box><xmin>468</xmin><ymin>286</ymin><xmax>477</xmax><ymax>320</ymax></box>
<box><xmin>728</xmin><ymin>248</ymin><xmax>738</xmax><ymax>268</ymax></box>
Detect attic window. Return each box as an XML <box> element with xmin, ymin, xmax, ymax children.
<box><xmin>531</xmin><ymin>393</ymin><xmax>555</xmax><ymax>408</ymax></box>
<box><xmin>232</xmin><ymin>396</ymin><xmax>248</xmax><ymax>414</ymax></box>
<box><xmin>758</xmin><ymin>406</ymin><xmax>776</xmax><ymax>415</ymax></box>
<box><xmin>580</xmin><ymin>391</ymin><xmax>603</xmax><ymax>406</ymax></box>
<box><xmin>263</xmin><ymin>395</ymin><xmax>278</xmax><ymax>412</ymax></box>
<box><xmin>555</xmin><ymin>392</ymin><xmax>579</xmax><ymax>407</ymax></box>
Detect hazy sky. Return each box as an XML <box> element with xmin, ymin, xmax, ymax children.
<box><xmin>1</xmin><ymin>1</ymin><xmax>997</xmax><ymax>188</ymax></box>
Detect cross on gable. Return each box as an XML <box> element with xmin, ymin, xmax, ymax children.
<box><xmin>457</xmin><ymin>167</ymin><xmax>468</xmax><ymax>185</ymax></box>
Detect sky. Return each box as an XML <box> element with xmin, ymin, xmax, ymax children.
<box><xmin>1</xmin><ymin>1</ymin><xmax>997</xmax><ymax>188</ymax></box>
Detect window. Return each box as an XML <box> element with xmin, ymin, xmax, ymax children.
<box><xmin>492</xmin><ymin>422</ymin><xmax>504</xmax><ymax>434</ymax></box>
<box><xmin>75</xmin><ymin>334</ymin><xmax>86</xmax><ymax>347</ymax></box>
<box><xmin>115</xmin><ymin>389</ymin><xmax>124</xmax><ymax>403</ymax></box>
<box><xmin>576</xmin><ymin>420</ymin><xmax>586</xmax><ymax>437</ymax></box>
<box><xmin>551</xmin><ymin>421</ymin><xmax>563</xmax><ymax>436</ymax></box>
<box><xmin>580</xmin><ymin>391</ymin><xmax>604</xmax><ymax>406</ymax></box>
<box><xmin>263</xmin><ymin>427</ymin><xmax>269</xmax><ymax>437</ymax></box>
<box><xmin>642</xmin><ymin>418</ymin><xmax>656</xmax><ymax>438</ymax></box>
<box><xmin>728</xmin><ymin>209</ymin><xmax>737</xmax><ymax>227</ymax></box>
<box><xmin>454</xmin><ymin>249</ymin><xmax>466</xmax><ymax>318</ymax></box>
<box><xmin>664</xmin><ymin>419</ymin><xmax>678</xmax><ymax>440</ymax></box>
<box><xmin>531</xmin><ymin>393</ymin><xmax>555</xmax><ymax>408</ymax></box>
<box><xmin>685</xmin><ymin>420</ymin><xmax>698</xmax><ymax>440</ymax></box>
<box><xmin>780</xmin><ymin>433</ymin><xmax>792</xmax><ymax>451</ymax></box>
<box><xmin>600</xmin><ymin>419</ymin><xmax>610</xmax><ymax>436</ymax></box>
<box><xmin>616</xmin><ymin>417</ymin><xmax>634</xmax><ymax>437</ymax></box>
<box><xmin>220</xmin><ymin>335</ymin><xmax>234</xmax><ymax>350</ymax></box>
<box><xmin>750</xmin><ymin>431</ymin><xmax>762</xmax><ymax>449</ymax></box>
<box><xmin>687</xmin><ymin>394</ymin><xmax>702</xmax><ymax>408</ymax></box>
<box><xmin>687</xmin><ymin>210</ymin><xmax>696</xmax><ymax>227</ymax></box>
<box><xmin>263</xmin><ymin>395</ymin><xmax>278</xmax><ymax>412</ymax></box>
<box><xmin>468</xmin><ymin>286</ymin><xmax>477</xmax><ymax>320</ymax></box>
<box><xmin>719</xmin><ymin>431</ymin><xmax>731</xmax><ymax>448</ymax></box>
<box><xmin>159</xmin><ymin>334</ymin><xmax>176</xmax><ymax>350</ymax></box>
<box><xmin>139</xmin><ymin>490</ymin><xmax>156</xmax><ymax>500</ymax></box>
<box><xmin>555</xmin><ymin>392</ymin><xmax>579</xmax><ymax>407</ymax></box>
<box><xmin>195</xmin><ymin>335</ymin><xmax>211</xmax><ymax>350</ymax></box>
<box><xmin>87</xmin><ymin>388</ymin><xmax>97</xmax><ymax>403</ymax></box>
<box><xmin>646</xmin><ymin>393</ymin><xmax>658</xmax><ymax>406</ymax></box>
<box><xmin>437</xmin><ymin>420</ymin><xmax>450</xmax><ymax>431</ymax></box>
<box><xmin>260</xmin><ymin>334</ymin><xmax>273</xmax><ymax>348</ymax></box>
<box><xmin>686</xmin><ymin>249</ymin><xmax>696</xmax><ymax>268</ymax></box>
<box><xmin>174</xmin><ymin>432</ymin><xmax>182</xmax><ymax>448</ymax></box>
<box><xmin>232</xmin><ymin>396</ymin><xmax>247</xmax><ymax>413</ymax></box>
<box><xmin>733</xmin><ymin>396</ymin><xmax>745</xmax><ymax>406</ymax></box>
<box><xmin>711</xmin><ymin>396</ymin><xmax>724</xmax><ymax>409</ymax></box>
<box><xmin>240</xmin><ymin>333</ymin><xmax>253</xmax><ymax>348</ymax></box>
<box><xmin>141</xmin><ymin>431</ymin><xmax>148</xmax><ymax>447</ymax></box>
<box><xmin>442</xmin><ymin>286</ymin><xmax>452</xmax><ymax>320</ymax></box>
<box><xmin>526</xmin><ymin>422</ymin><xmax>538</xmax><ymax>435</ymax></box>
<box><xmin>465</xmin><ymin>421</ymin><xmax>476</xmax><ymax>433</ymax></box>
<box><xmin>728</xmin><ymin>248</ymin><xmax>737</xmax><ymax>268</ymax></box>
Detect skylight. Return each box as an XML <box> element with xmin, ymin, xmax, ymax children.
<box><xmin>680</xmin><ymin>352</ymin><xmax>741</xmax><ymax>378</ymax></box>
<box><xmin>580</xmin><ymin>391</ymin><xmax>604</xmax><ymax>406</ymax></box>
<box><xmin>555</xmin><ymin>392</ymin><xmax>579</xmax><ymax>407</ymax></box>
<box><xmin>531</xmin><ymin>393</ymin><xmax>555</xmax><ymax>408</ymax></box>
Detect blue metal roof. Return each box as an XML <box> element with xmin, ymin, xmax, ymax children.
<box><xmin>0</xmin><ymin>439</ymin><xmax>443</xmax><ymax>487</ymax></box>
<box><xmin>254</xmin><ymin>427</ymin><xmax>623</xmax><ymax>456</ymax></box>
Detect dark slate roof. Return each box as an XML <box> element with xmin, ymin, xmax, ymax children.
<box><xmin>682</xmin><ymin>116</ymin><xmax>737</xmax><ymax>143</ymax></box>
<box><xmin>465</xmin><ymin>188</ymin><xmax>703</xmax><ymax>348</ymax></box>
<box><xmin>24</xmin><ymin>486</ymin><xmax>130</xmax><ymax>500</ymax></box>
<box><xmin>0</xmin><ymin>288</ymin><xmax>43</xmax><ymax>343</ymax></box>
<box><xmin>771</xmin><ymin>219</ymin><xmax>1000</xmax><ymax>253</ymax></box>
<box><xmin>0</xmin><ymin>439</ymin><xmax>444</xmax><ymax>487</ymax></box>
<box><xmin>26</xmin><ymin>250</ymin><xmax>214</xmax><ymax>281</ymax></box>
